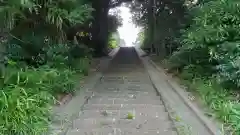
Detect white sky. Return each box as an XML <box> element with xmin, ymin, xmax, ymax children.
<box><xmin>110</xmin><ymin>6</ymin><xmax>140</xmax><ymax>47</ymax></box>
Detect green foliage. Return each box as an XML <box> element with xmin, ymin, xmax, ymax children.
<box><xmin>108</xmin><ymin>34</ymin><xmax>118</xmax><ymax>49</ymax></box>
<box><xmin>131</xmin><ymin>0</ymin><xmax>187</xmax><ymax>55</ymax></box>
<box><xmin>164</xmin><ymin>0</ymin><xmax>240</xmax><ymax>133</ymax></box>
<box><xmin>135</xmin><ymin>30</ymin><xmax>144</xmax><ymax>47</ymax></box>
<box><xmin>169</xmin><ymin>0</ymin><xmax>240</xmax><ymax>87</ymax></box>
<box><xmin>0</xmin><ymin>87</ymin><xmax>53</xmax><ymax>135</ymax></box>
<box><xmin>0</xmin><ymin>0</ymin><xmax>93</xmax><ymax>134</ymax></box>
<box><xmin>178</xmin><ymin>71</ymin><xmax>238</xmax><ymax>134</ymax></box>
<box><xmin>108</xmin><ymin>14</ymin><xmax>123</xmax><ymax>34</ymax></box>
<box><xmin>0</xmin><ymin>66</ymin><xmax>54</xmax><ymax>135</ymax></box>
<box><xmin>45</xmin><ymin>44</ymin><xmax>71</xmax><ymax>68</ymax></box>
<box><xmin>0</xmin><ymin>0</ymin><xmax>93</xmax><ymax>31</ymax></box>
<box><xmin>107</xmin><ymin>13</ymin><xmax>122</xmax><ymax>50</ymax></box>
<box><xmin>215</xmin><ymin>42</ymin><xmax>240</xmax><ymax>88</ymax></box>
<box><xmin>0</xmin><ymin>50</ymin><xmax>91</xmax><ymax>134</ymax></box>
<box><xmin>0</xmin><ymin>39</ymin><xmax>92</xmax><ymax>134</ymax></box>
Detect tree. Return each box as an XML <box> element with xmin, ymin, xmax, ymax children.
<box><xmin>0</xmin><ymin>0</ymin><xmax>94</xmax><ymax>71</ymax></box>
<box><xmin>130</xmin><ymin>0</ymin><xmax>187</xmax><ymax>57</ymax></box>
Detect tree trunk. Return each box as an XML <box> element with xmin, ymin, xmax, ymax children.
<box><xmin>91</xmin><ymin>0</ymin><xmax>110</xmax><ymax>57</ymax></box>
<box><xmin>0</xmin><ymin>30</ymin><xmax>7</xmax><ymax>88</ymax></box>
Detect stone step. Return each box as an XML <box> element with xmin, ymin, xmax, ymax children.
<box><xmin>87</xmin><ymin>86</ymin><xmax>157</xmax><ymax>94</ymax></box>
<box><xmin>72</xmin><ymin>117</ymin><xmax>173</xmax><ymax>130</ymax></box>
<box><xmin>87</xmin><ymin>97</ymin><xmax>162</xmax><ymax>105</ymax></box>
<box><xmin>66</xmin><ymin>128</ymin><xmax>177</xmax><ymax>135</ymax></box>
<box><xmin>87</xmin><ymin>90</ymin><xmax>158</xmax><ymax>97</ymax></box>
<box><xmin>89</xmin><ymin>93</ymin><xmax>162</xmax><ymax>102</ymax></box>
<box><xmin>123</xmin><ymin>84</ymin><xmax>155</xmax><ymax>91</ymax></box>
<box><xmin>103</xmin><ymin>73</ymin><xmax>148</xmax><ymax>77</ymax></box>
<box><xmin>79</xmin><ymin>109</ymin><xmax>169</xmax><ymax>120</ymax></box>
<box><xmin>118</xmin><ymin>129</ymin><xmax>178</xmax><ymax>135</ymax></box>
<box><xmin>83</xmin><ymin>104</ymin><xmax>165</xmax><ymax>111</ymax></box>
<box><xmin>100</xmin><ymin>80</ymin><xmax>125</xmax><ymax>84</ymax></box>
<box><xmin>100</xmin><ymin>75</ymin><xmax>150</xmax><ymax>79</ymax></box>
<box><xmin>107</xmin><ymin>67</ymin><xmax>144</xmax><ymax>70</ymax></box>
<box><xmin>98</xmin><ymin>81</ymin><xmax>153</xmax><ymax>85</ymax></box>
<box><xmin>87</xmin><ymin>90</ymin><xmax>157</xmax><ymax>94</ymax></box>
<box><xmin>87</xmin><ymin>86</ymin><xmax>156</xmax><ymax>93</ymax></box>
<box><xmin>90</xmin><ymin>85</ymin><xmax>155</xmax><ymax>92</ymax></box>
<box><xmin>101</xmin><ymin>74</ymin><xmax>150</xmax><ymax>82</ymax></box>
<box><xmin>106</xmin><ymin>67</ymin><xmax>143</xmax><ymax>70</ymax></box>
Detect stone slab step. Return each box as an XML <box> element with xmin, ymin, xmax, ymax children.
<box><xmin>87</xmin><ymin>97</ymin><xmax>162</xmax><ymax>105</ymax></box>
<box><xmin>118</xmin><ymin>129</ymin><xmax>178</xmax><ymax>135</ymax></box>
<box><xmin>103</xmin><ymin>73</ymin><xmax>148</xmax><ymax>77</ymax></box>
<box><xmin>90</xmin><ymin>85</ymin><xmax>155</xmax><ymax>92</ymax></box>
<box><xmin>88</xmin><ymin>90</ymin><xmax>160</xmax><ymax>97</ymax></box>
<box><xmin>88</xmin><ymin>92</ymin><xmax>159</xmax><ymax>99</ymax></box>
<box><xmin>83</xmin><ymin>104</ymin><xmax>166</xmax><ymax>111</ymax></box>
<box><xmin>99</xmin><ymin>79</ymin><xmax>152</xmax><ymax>85</ymax></box>
<box><xmin>72</xmin><ymin>118</ymin><xmax>173</xmax><ymax>130</ymax></box>
<box><xmin>79</xmin><ymin>109</ymin><xmax>169</xmax><ymax>120</ymax></box>
<box><xmin>67</xmin><ymin>128</ymin><xmax>177</xmax><ymax>135</ymax></box>
<box><xmin>86</xmin><ymin>90</ymin><xmax>157</xmax><ymax>95</ymax></box>
<box><xmin>87</xmin><ymin>87</ymin><xmax>156</xmax><ymax>93</ymax></box>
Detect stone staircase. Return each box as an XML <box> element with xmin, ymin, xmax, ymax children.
<box><xmin>65</xmin><ymin>47</ymin><xmax>177</xmax><ymax>135</ymax></box>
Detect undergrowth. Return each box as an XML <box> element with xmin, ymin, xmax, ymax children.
<box><xmin>157</xmin><ymin>59</ymin><xmax>239</xmax><ymax>134</ymax></box>
<box><xmin>0</xmin><ymin>43</ymin><xmax>91</xmax><ymax>134</ymax></box>
<box><xmin>0</xmin><ymin>0</ymin><xmax>99</xmax><ymax>134</ymax></box>
<box><xmin>157</xmin><ymin>0</ymin><xmax>240</xmax><ymax>134</ymax></box>
<box><xmin>178</xmin><ymin>70</ymin><xmax>239</xmax><ymax>134</ymax></box>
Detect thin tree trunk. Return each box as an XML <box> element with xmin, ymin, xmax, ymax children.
<box><xmin>91</xmin><ymin>0</ymin><xmax>110</xmax><ymax>57</ymax></box>
<box><xmin>0</xmin><ymin>29</ymin><xmax>7</xmax><ymax>88</ymax></box>
<box><xmin>147</xmin><ymin>0</ymin><xmax>154</xmax><ymax>53</ymax></box>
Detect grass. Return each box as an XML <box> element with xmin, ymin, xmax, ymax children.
<box><xmin>179</xmin><ymin>76</ymin><xmax>237</xmax><ymax>134</ymax></box>
<box><xmin>152</xmin><ymin>57</ymin><xmax>240</xmax><ymax>134</ymax></box>
<box><xmin>0</xmin><ymin>57</ymin><xmax>91</xmax><ymax>135</ymax></box>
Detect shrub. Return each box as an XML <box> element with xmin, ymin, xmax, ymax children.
<box><xmin>166</xmin><ymin>0</ymin><xmax>240</xmax><ymax>133</ymax></box>
<box><xmin>42</xmin><ymin>67</ymin><xmax>76</xmax><ymax>94</ymax></box>
<box><xmin>0</xmin><ymin>58</ymin><xmax>89</xmax><ymax>134</ymax></box>
<box><xmin>45</xmin><ymin>44</ymin><xmax>70</xmax><ymax>69</ymax></box>
<box><xmin>71</xmin><ymin>57</ymin><xmax>91</xmax><ymax>75</ymax></box>
<box><xmin>169</xmin><ymin>0</ymin><xmax>240</xmax><ymax>83</ymax></box>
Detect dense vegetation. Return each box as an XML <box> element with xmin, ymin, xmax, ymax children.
<box><xmin>3</xmin><ymin>0</ymin><xmax>240</xmax><ymax>134</ymax></box>
<box><xmin>134</xmin><ymin>0</ymin><xmax>240</xmax><ymax>134</ymax></box>
<box><xmin>0</xmin><ymin>0</ymin><xmax>123</xmax><ymax>134</ymax></box>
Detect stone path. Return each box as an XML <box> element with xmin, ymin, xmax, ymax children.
<box><xmin>66</xmin><ymin>47</ymin><xmax>177</xmax><ymax>135</ymax></box>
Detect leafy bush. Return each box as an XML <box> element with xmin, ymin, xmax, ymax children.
<box><xmin>108</xmin><ymin>38</ymin><xmax>118</xmax><ymax>49</ymax></box>
<box><xmin>169</xmin><ymin>0</ymin><xmax>240</xmax><ymax>86</ymax></box>
<box><xmin>45</xmin><ymin>44</ymin><xmax>70</xmax><ymax>68</ymax></box>
<box><xmin>166</xmin><ymin>0</ymin><xmax>240</xmax><ymax>133</ymax></box>
<box><xmin>0</xmin><ymin>0</ymin><xmax>94</xmax><ymax>134</ymax></box>
<box><xmin>0</xmin><ymin>52</ymin><xmax>91</xmax><ymax>134</ymax></box>
<box><xmin>41</xmin><ymin>67</ymin><xmax>76</xmax><ymax>94</ymax></box>
<box><xmin>177</xmin><ymin>71</ymin><xmax>239</xmax><ymax>134</ymax></box>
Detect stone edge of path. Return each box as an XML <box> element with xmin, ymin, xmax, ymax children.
<box><xmin>49</xmin><ymin>48</ymin><xmax>120</xmax><ymax>135</ymax></box>
<box><xmin>135</xmin><ymin>47</ymin><xmax>222</xmax><ymax>135</ymax></box>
